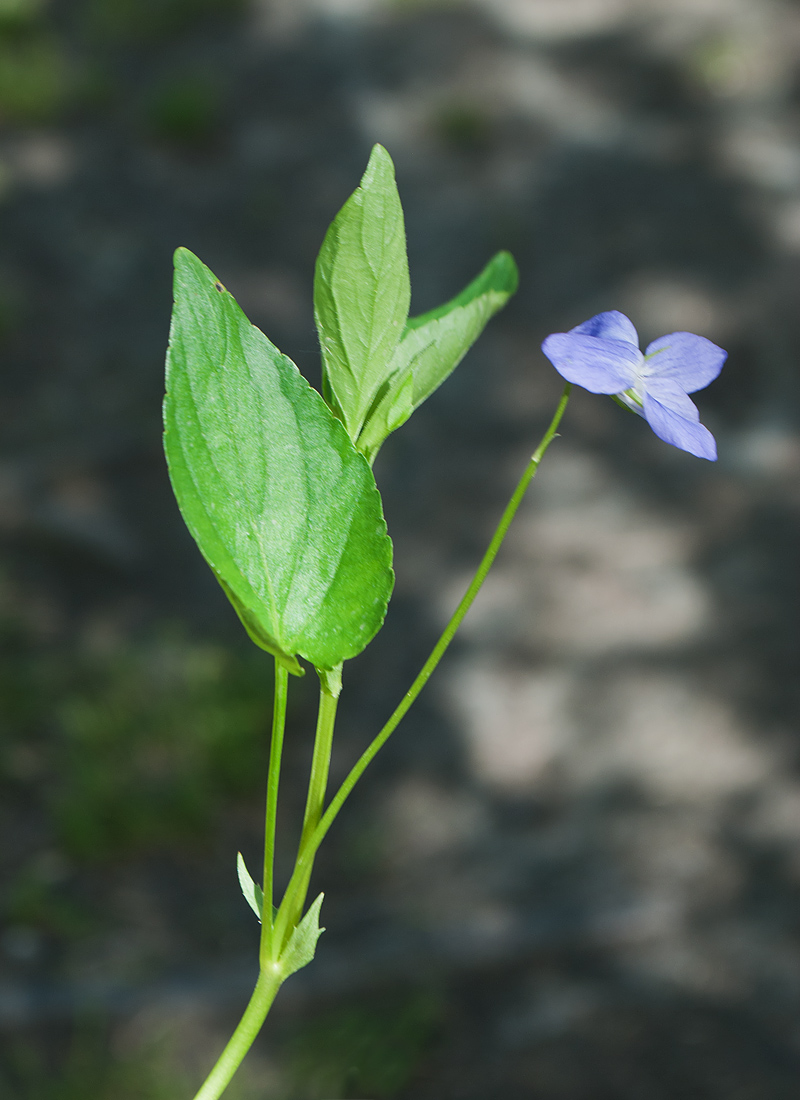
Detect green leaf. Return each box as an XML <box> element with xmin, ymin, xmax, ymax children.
<box><xmin>315</xmin><ymin>144</ymin><xmax>410</xmax><ymax>442</ymax></box>
<box><xmin>357</xmin><ymin>251</ymin><xmax>519</xmax><ymax>463</ymax></box>
<box><xmin>237</xmin><ymin>852</ymin><xmax>264</xmax><ymax>922</ymax></box>
<box><xmin>165</xmin><ymin>248</ymin><xmax>394</xmax><ymax>672</ymax></box>
<box><xmin>278</xmin><ymin>893</ymin><xmax>325</xmax><ymax>980</ymax></box>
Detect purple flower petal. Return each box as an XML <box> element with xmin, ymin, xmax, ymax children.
<box><xmin>642</xmin><ymin>379</ymin><xmax>717</xmax><ymax>461</ymax></box>
<box><xmin>571</xmin><ymin>310</ymin><xmax>639</xmax><ymax>347</ymax></box>
<box><xmin>541</xmin><ymin>333</ymin><xmax>640</xmax><ymax>394</ymax></box>
<box><xmin>643</xmin><ymin>332</ymin><xmax>727</xmax><ymax>393</ymax></box>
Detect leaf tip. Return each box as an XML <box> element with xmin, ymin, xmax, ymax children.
<box><xmin>363</xmin><ymin>142</ymin><xmax>397</xmax><ymax>188</ymax></box>
<box><xmin>368</xmin><ymin>141</ymin><xmax>392</xmax><ymax>164</ymax></box>
<box><xmin>492</xmin><ymin>250</ymin><xmax>520</xmax><ymax>295</ymax></box>
<box><xmin>173</xmin><ymin>245</ymin><xmax>196</xmax><ymax>269</ymax></box>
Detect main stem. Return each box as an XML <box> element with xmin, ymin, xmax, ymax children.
<box><xmin>193</xmin><ymin>658</ymin><xmax>290</xmax><ymax>1100</ymax></box>
<box><xmin>191</xmin><ymin>969</ymin><xmax>283</xmax><ymax>1100</ymax></box>
<box><xmin>274</xmin><ymin>383</ymin><xmax>572</xmax><ymax>949</ymax></box>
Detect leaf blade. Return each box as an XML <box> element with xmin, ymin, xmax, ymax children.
<box><xmin>165</xmin><ymin>248</ymin><xmax>394</xmax><ymax>670</ymax></box>
<box><xmin>314</xmin><ymin>144</ymin><xmax>410</xmax><ymax>441</ymax></box>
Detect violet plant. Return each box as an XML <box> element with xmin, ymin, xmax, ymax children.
<box><xmin>163</xmin><ymin>145</ymin><xmax>726</xmax><ymax>1099</ymax></box>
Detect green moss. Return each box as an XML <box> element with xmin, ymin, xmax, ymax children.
<box><xmin>0</xmin><ymin>1020</ymin><xmax>189</xmax><ymax>1100</ymax></box>
<box><xmin>3</xmin><ymin>869</ymin><xmax>92</xmax><ymax>937</ymax></box>
<box><xmin>0</xmin><ymin>0</ymin><xmax>45</xmax><ymax>34</ymax></box>
<box><xmin>0</xmin><ymin>282</ymin><xmax>26</xmax><ymax>338</ymax></box>
<box><xmin>434</xmin><ymin>102</ymin><xmax>491</xmax><ymax>153</ymax></box>
<box><xmin>142</xmin><ymin>73</ymin><xmax>223</xmax><ymax>148</ymax></box>
<box><xmin>388</xmin><ymin>0</ymin><xmax>457</xmax><ymax>10</ymax></box>
<box><xmin>50</xmin><ymin>636</ymin><xmax>271</xmax><ymax>859</ymax></box>
<box><xmin>0</xmin><ymin>610</ymin><xmax>273</xmax><ymax>863</ymax></box>
<box><xmin>0</xmin><ymin>34</ymin><xmax>72</xmax><ymax>123</ymax></box>
<box><xmin>81</xmin><ymin>0</ymin><xmax>246</xmax><ymax>44</ymax></box>
<box><xmin>286</xmin><ymin>988</ymin><xmax>442</xmax><ymax>1098</ymax></box>
<box><xmin>0</xmin><ymin>1014</ymin><xmax>269</xmax><ymax>1100</ymax></box>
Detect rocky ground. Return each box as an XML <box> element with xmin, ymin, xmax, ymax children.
<box><xmin>2</xmin><ymin>0</ymin><xmax>800</xmax><ymax>1097</ymax></box>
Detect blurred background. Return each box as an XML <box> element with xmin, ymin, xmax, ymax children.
<box><xmin>2</xmin><ymin>0</ymin><xmax>800</xmax><ymax>1096</ymax></box>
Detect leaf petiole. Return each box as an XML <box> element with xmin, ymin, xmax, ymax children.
<box><xmin>259</xmin><ymin>660</ymin><xmax>289</xmax><ymax>966</ymax></box>
<box><xmin>279</xmin><ymin>670</ymin><xmax>341</xmax><ymax>942</ymax></box>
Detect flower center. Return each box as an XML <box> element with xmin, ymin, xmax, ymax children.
<box><xmin>616</xmin><ymin>387</ymin><xmax>644</xmax><ymax>414</ymax></box>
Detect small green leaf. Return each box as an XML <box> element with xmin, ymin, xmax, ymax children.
<box><xmin>315</xmin><ymin>144</ymin><xmax>410</xmax><ymax>442</ymax></box>
<box><xmin>165</xmin><ymin>248</ymin><xmax>394</xmax><ymax>671</ymax></box>
<box><xmin>237</xmin><ymin>852</ymin><xmax>264</xmax><ymax>922</ymax></box>
<box><xmin>357</xmin><ymin>251</ymin><xmax>519</xmax><ymax>462</ymax></box>
<box><xmin>278</xmin><ymin>893</ymin><xmax>325</xmax><ymax>980</ymax></box>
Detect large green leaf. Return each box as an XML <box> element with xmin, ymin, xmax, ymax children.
<box><xmin>356</xmin><ymin>251</ymin><xmax>519</xmax><ymax>463</ymax></box>
<box><xmin>164</xmin><ymin>248</ymin><xmax>394</xmax><ymax>673</ymax></box>
<box><xmin>314</xmin><ymin>144</ymin><xmax>410</xmax><ymax>442</ymax></box>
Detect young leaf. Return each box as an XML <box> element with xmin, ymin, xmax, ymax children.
<box><xmin>278</xmin><ymin>893</ymin><xmax>325</xmax><ymax>980</ymax></box>
<box><xmin>357</xmin><ymin>251</ymin><xmax>519</xmax><ymax>463</ymax></box>
<box><xmin>165</xmin><ymin>248</ymin><xmax>394</xmax><ymax>672</ymax></box>
<box><xmin>315</xmin><ymin>144</ymin><xmax>410</xmax><ymax>442</ymax></box>
<box><xmin>237</xmin><ymin>852</ymin><xmax>264</xmax><ymax>922</ymax></box>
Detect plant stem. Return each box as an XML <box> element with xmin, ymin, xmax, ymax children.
<box><xmin>260</xmin><ymin>660</ymin><xmax>289</xmax><ymax>965</ymax></box>
<box><xmin>283</xmin><ymin>673</ymin><xmax>340</xmax><ymax>938</ymax></box>
<box><xmin>191</xmin><ymin>967</ymin><xmax>283</xmax><ymax>1100</ymax></box>
<box><xmin>300</xmin><ymin>676</ymin><xmax>340</xmax><ymax>850</ymax></box>
<box><xmin>193</xmin><ymin>660</ymin><xmax>290</xmax><ymax>1100</ymax></box>
<box><xmin>275</xmin><ymin>382</ymin><xmax>572</xmax><ymax>943</ymax></box>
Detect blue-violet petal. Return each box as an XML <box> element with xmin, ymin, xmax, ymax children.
<box><xmin>642</xmin><ymin>384</ymin><xmax>717</xmax><ymax>461</ymax></box>
<box><xmin>541</xmin><ymin>333</ymin><xmax>640</xmax><ymax>394</ymax></box>
<box><xmin>643</xmin><ymin>331</ymin><xmax>727</xmax><ymax>392</ymax></box>
<box><xmin>570</xmin><ymin>310</ymin><xmax>639</xmax><ymax>346</ymax></box>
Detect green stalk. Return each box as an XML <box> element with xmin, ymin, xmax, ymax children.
<box><xmin>274</xmin><ymin>383</ymin><xmax>572</xmax><ymax>949</ymax></box>
<box><xmin>300</xmin><ymin>675</ymin><xmax>341</xmax><ymax>849</ymax></box>
<box><xmin>191</xmin><ymin>968</ymin><xmax>283</xmax><ymax>1100</ymax></box>
<box><xmin>282</xmin><ymin>672</ymin><xmax>340</xmax><ymax>940</ymax></box>
<box><xmin>193</xmin><ymin>658</ymin><xmax>289</xmax><ymax>1100</ymax></box>
<box><xmin>260</xmin><ymin>660</ymin><xmax>288</xmax><ymax>965</ymax></box>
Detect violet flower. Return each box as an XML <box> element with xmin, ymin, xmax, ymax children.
<box><xmin>541</xmin><ymin>310</ymin><xmax>726</xmax><ymax>460</ymax></box>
